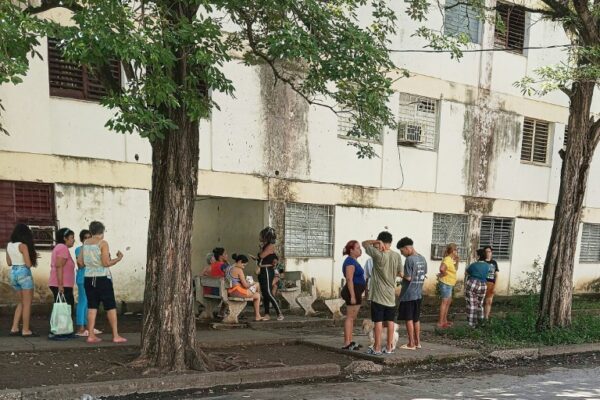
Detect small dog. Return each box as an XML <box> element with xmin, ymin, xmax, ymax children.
<box><xmin>362</xmin><ymin>319</ymin><xmax>399</xmax><ymax>350</ymax></box>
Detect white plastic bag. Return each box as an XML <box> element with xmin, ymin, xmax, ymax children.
<box><xmin>50</xmin><ymin>293</ymin><xmax>73</xmax><ymax>335</ymax></box>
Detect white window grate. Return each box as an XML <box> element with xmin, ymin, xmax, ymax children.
<box><xmin>284</xmin><ymin>203</ymin><xmax>334</xmax><ymax>257</ymax></box>
<box><xmin>521</xmin><ymin>118</ymin><xmax>550</xmax><ymax>164</ymax></box>
<box><xmin>444</xmin><ymin>0</ymin><xmax>480</xmax><ymax>43</ymax></box>
<box><xmin>431</xmin><ymin>213</ymin><xmax>469</xmax><ymax>260</ymax></box>
<box><xmin>479</xmin><ymin>217</ymin><xmax>514</xmax><ymax>260</ymax></box>
<box><xmin>398</xmin><ymin>93</ymin><xmax>438</xmax><ymax>150</ymax></box>
<box><xmin>337</xmin><ymin>113</ymin><xmax>354</xmax><ymax>137</ymax></box>
<box><xmin>580</xmin><ymin>223</ymin><xmax>600</xmax><ymax>263</ymax></box>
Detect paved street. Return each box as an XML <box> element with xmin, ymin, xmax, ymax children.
<box><xmin>187</xmin><ymin>364</ymin><xmax>600</xmax><ymax>399</ymax></box>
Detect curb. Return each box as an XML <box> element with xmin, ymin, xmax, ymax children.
<box><xmin>15</xmin><ymin>363</ymin><xmax>340</xmax><ymax>400</ymax></box>
<box><xmin>303</xmin><ymin>340</ymin><xmax>479</xmax><ymax>366</ymax></box>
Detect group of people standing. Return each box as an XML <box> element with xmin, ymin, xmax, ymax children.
<box><xmin>340</xmin><ymin>231</ymin><xmax>427</xmax><ymax>355</ymax></box>
<box><xmin>6</xmin><ymin>221</ymin><xmax>127</xmax><ymax>343</ymax></box>
<box><xmin>339</xmin><ymin>231</ymin><xmax>500</xmax><ymax>354</ymax></box>
<box><xmin>202</xmin><ymin>227</ymin><xmax>284</xmax><ymax>321</ymax></box>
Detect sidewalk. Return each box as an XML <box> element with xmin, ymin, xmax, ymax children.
<box><xmin>1</xmin><ymin>315</ymin><xmax>599</xmax><ymax>400</ymax></box>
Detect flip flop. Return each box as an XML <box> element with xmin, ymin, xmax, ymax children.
<box><xmin>112</xmin><ymin>337</ymin><xmax>128</xmax><ymax>343</ymax></box>
<box><xmin>9</xmin><ymin>331</ymin><xmax>20</xmax><ymax>337</ymax></box>
<box><xmin>416</xmin><ymin>344</ymin><xmax>422</xmax><ymax>349</ymax></box>
<box><xmin>21</xmin><ymin>332</ymin><xmax>39</xmax><ymax>338</ymax></box>
<box><xmin>93</xmin><ymin>328</ymin><xmax>103</xmax><ymax>334</ymax></box>
<box><xmin>400</xmin><ymin>344</ymin><xmax>416</xmax><ymax>351</ymax></box>
<box><xmin>86</xmin><ymin>337</ymin><xmax>102</xmax><ymax>344</ymax></box>
<box><xmin>254</xmin><ymin>317</ymin><xmax>267</xmax><ymax>322</ymax></box>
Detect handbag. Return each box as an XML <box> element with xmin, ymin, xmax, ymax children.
<box><xmin>50</xmin><ymin>293</ymin><xmax>73</xmax><ymax>335</ymax></box>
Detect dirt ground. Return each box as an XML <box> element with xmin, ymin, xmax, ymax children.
<box><xmin>0</xmin><ymin>343</ymin><xmax>355</xmax><ymax>390</ymax></box>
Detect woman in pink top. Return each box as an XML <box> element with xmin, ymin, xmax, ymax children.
<box><xmin>49</xmin><ymin>228</ymin><xmax>76</xmax><ymax>314</ymax></box>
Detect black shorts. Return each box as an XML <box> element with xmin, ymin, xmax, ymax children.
<box><xmin>397</xmin><ymin>299</ymin><xmax>422</xmax><ymax>322</ymax></box>
<box><xmin>341</xmin><ymin>284</ymin><xmax>366</xmax><ymax>306</ymax></box>
<box><xmin>371</xmin><ymin>301</ymin><xmax>396</xmax><ymax>323</ymax></box>
<box><xmin>84</xmin><ymin>277</ymin><xmax>117</xmax><ymax>311</ymax></box>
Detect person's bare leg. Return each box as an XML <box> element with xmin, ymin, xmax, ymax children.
<box><xmin>87</xmin><ymin>309</ymin><xmax>99</xmax><ymax>341</ymax></box>
<box><xmin>438</xmin><ymin>299</ymin><xmax>449</xmax><ymax>326</ymax></box>
<box><xmin>374</xmin><ymin>321</ymin><xmax>383</xmax><ymax>352</ymax></box>
<box><xmin>253</xmin><ymin>293</ymin><xmax>262</xmax><ymax>320</ymax></box>
<box><xmin>446</xmin><ymin>298</ymin><xmax>453</xmax><ymax>324</ymax></box>
<box><xmin>405</xmin><ymin>320</ymin><xmax>415</xmax><ymax>347</ymax></box>
<box><xmin>107</xmin><ymin>309</ymin><xmax>125</xmax><ymax>341</ymax></box>
<box><xmin>21</xmin><ymin>289</ymin><xmax>33</xmax><ymax>334</ymax></box>
<box><xmin>11</xmin><ymin>291</ymin><xmax>23</xmax><ymax>333</ymax></box>
<box><xmin>344</xmin><ymin>306</ymin><xmax>359</xmax><ymax>346</ymax></box>
<box><xmin>484</xmin><ymin>296</ymin><xmax>493</xmax><ymax>319</ymax></box>
<box><xmin>414</xmin><ymin>321</ymin><xmax>421</xmax><ymax>348</ymax></box>
<box><xmin>386</xmin><ymin>321</ymin><xmax>395</xmax><ymax>351</ymax></box>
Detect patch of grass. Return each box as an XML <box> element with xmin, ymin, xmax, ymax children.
<box><xmin>439</xmin><ymin>296</ymin><xmax>600</xmax><ymax>348</ymax></box>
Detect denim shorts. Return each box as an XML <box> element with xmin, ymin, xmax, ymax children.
<box><xmin>10</xmin><ymin>265</ymin><xmax>34</xmax><ymax>291</ymax></box>
<box><xmin>438</xmin><ymin>281</ymin><xmax>454</xmax><ymax>299</ymax></box>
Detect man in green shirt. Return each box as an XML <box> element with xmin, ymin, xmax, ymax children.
<box><xmin>362</xmin><ymin>231</ymin><xmax>403</xmax><ymax>355</ymax></box>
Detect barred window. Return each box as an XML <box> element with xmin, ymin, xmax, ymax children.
<box><xmin>494</xmin><ymin>3</ymin><xmax>526</xmax><ymax>53</ymax></box>
<box><xmin>479</xmin><ymin>217</ymin><xmax>514</xmax><ymax>260</ymax></box>
<box><xmin>284</xmin><ymin>203</ymin><xmax>334</xmax><ymax>257</ymax></box>
<box><xmin>563</xmin><ymin>125</ymin><xmax>568</xmax><ymax>147</ymax></box>
<box><xmin>431</xmin><ymin>213</ymin><xmax>469</xmax><ymax>260</ymax></box>
<box><xmin>580</xmin><ymin>223</ymin><xmax>600</xmax><ymax>263</ymax></box>
<box><xmin>337</xmin><ymin>112</ymin><xmax>382</xmax><ymax>143</ymax></box>
<box><xmin>521</xmin><ymin>118</ymin><xmax>551</xmax><ymax>164</ymax></box>
<box><xmin>0</xmin><ymin>181</ymin><xmax>56</xmax><ymax>248</ymax></box>
<box><xmin>48</xmin><ymin>37</ymin><xmax>121</xmax><ymax>101</ymax></box>
<box><xmin>398</xmin><ymin>93</ymin><xmax>439</xmax><ymax>150</ymax></box>
<box><xmin>444</xmin><ymin>0</ymin><xmax>480</xmax><ymax>43</ymax></box>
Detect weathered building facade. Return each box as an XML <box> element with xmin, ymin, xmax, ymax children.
<box><xmin>1</xmin><ymin>2</ymin><xmax>600</xmax><ymax>305</ymax></box>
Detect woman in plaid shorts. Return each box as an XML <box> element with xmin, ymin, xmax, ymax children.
<box><xmin>464</xmin><ymin>249</ymin><xmax>491</xmax><ymax>327</ymax></box>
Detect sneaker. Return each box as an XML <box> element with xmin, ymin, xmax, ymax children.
<box><xmin>382</xmin><ymin>347</ymin><xmax>395</xmax><ymax>355</ymax></box>
<box><xmin>366</xmin><ymin>348</ymin><xmax>383</xmax><ymax>356</ymax></box>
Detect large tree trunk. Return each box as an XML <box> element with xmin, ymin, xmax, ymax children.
<box><xmin>135</xmin><ymin>108</ymin><xmax>206</xmax><ymax>370</ymax></box>
<box><xmin>537</xmin><ymin>80</ymin><xmax>598</xmax><ymax>330</ymax></box>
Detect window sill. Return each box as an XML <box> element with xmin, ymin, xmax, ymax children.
<box><xmin>520</xmin><ymin>161</ymin><xmax>551</xmax><ymax>168</ymax></box>
<box><xmin>285</xmin><ymin>256</ymin><xmax>333</xmax><ymax>259</ymax></box>
<box><xmin>397</xmin><ymin>143</ymin><xmax>436</xmax><ymax>152</ymax></box>
<box><xmin>338</xmin><ymin>134</ymin><xmax>382</xmax><ymax>145</ymax></box>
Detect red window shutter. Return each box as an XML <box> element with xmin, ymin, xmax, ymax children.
<box><xmin>0</xmin><ymin>181</ymin><xmax>56</xmax><ymax>248</ymax></box>
<box><xmin>48</xmin><ymin>37</ymin><xmax>86</xmax><ymax>100</ymax></box>
<box><xmin>0</xmin><ymin>182</ymin><xmax>17</xmax><ymax>248</ymax></box>
<box><xmin>47</xmin><ymin>37</ymin><xmax>121</xmax><ymax>102</ymax></box>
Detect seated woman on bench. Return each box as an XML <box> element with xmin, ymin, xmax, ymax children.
<box><xmin>227</xmin><ymin>254</ymin><xmax>266</xmax><ymax>321</ymax></box>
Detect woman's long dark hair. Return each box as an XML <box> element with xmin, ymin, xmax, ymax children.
<box><xmin>10</xmin><ymin>223</ymin><xmax>38</xmax><ymax>267</ymax></box>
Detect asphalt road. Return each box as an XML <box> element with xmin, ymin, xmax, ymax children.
<box><xmin>189</xmin><ymin>364</ymin><xmax>600</xmax><ymax>400</ymax></box>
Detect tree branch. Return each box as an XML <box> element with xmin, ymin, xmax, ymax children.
<box><xmin>570</xmin><ymin>0</ymin><xmax>600</xmax><ymax>43</ymax></box>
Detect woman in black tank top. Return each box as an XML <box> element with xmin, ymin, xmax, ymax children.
<box><xmin>256</xmin><ymin>227</ymin><xmax>283</xmax><ymax>320</ymax></box>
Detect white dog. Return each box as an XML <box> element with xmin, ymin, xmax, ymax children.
<box><xmin>362</xmin><ymin>319</ymin><xmax>399</xmax><ymax>350</ymax></box>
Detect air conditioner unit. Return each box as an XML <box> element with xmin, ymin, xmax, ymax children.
<box><xmin>398</xmin><ymin>122</ymin><xmax>423</xmax><ymax>145</ymax></box>
<box><xmin>430</xmin><ymin>243</ymin><xmax>446</xmax><ymax>260</ymax></box>
<box><xmin>28</xmin><ymin>225</ymin><xmax>56</xmax><ymax>249</ymax></box>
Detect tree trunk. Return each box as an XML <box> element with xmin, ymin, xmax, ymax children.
<box><xmin>135</xmin><ymin>108</ymin><xmax>206</xmax><ymax>370</ymax></box>
<box><xmin>537</xmin><ymin>80</ymin><xmax>598</xmax><ymax>330</ymax></box>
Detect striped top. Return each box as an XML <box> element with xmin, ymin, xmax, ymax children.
<box><xmin>82</xmin><ymin>243</ymin><xmax>109</xmax><ymax>277</ymax></box>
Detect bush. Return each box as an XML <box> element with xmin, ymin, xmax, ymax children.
<box><xmin>513</xmin><ymin>256</ymin><xmax>543</xmax><ymax>295</ymax></box>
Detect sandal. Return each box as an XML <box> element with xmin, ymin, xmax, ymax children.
<box><xmin>86</xmin><ymin>337</ymin><xmax>102</xmax><ymax>344</ymax></box>
<box><xmin>112</xmin><ymin>337</ymin><xmax>128</xmax><ymax>343</ymax></box>
<box><xmin>75</xmin><ymin>330</ymin><xmax>89</xmax><ymax>337</ymax></box>
<box><xmin>400</xmin><ymin>344</ymin><xmax>416</xmax><ymax>351</ymax></box>
<box><xmin>21</xmin><ymin>332</ymin><xmax>39</xmax><ymax>338</ymax></box>
<box><xmin>277</xmin><ymin>314</ymin><xmax>284</xmax><ymax>321</ymax></box>
<box><xmin>416</xmin><ymin>344</ymin><xmax>422</xmax><ymax>349</ymax></box>
<box><xmin>9</xmin><ymin>331</ymin><xmax>20</xmax><ymax>337</ymax></box>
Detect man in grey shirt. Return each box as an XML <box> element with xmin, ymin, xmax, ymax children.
<box><xmin>396</xmin><ymin>237</ymin><xmax>427</xmax><ymax>350</ymax></box>
<box><xmin>362</xmin><ymin>231</ymin><xmax>403</xmax><ymax>355</ymax></box>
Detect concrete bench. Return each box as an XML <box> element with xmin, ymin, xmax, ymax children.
<box><xmin>279</xmin><ymin>271</ymin><xmax>302</xmax><ymax>310</ymax></box>
<box><xmin>194</xmin><ymin>276</ymin><xmax>253</xmax><ymax>323</ymax></box>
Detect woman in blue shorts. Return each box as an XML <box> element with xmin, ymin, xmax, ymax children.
<box><xmin>7</xmin><ymin>224</ymin><xmax>38</xmax><ymax>337</ymax></box>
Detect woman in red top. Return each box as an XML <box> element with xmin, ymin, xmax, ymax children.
<box><xmin>49</xmin><ymin>228</ymin><xmax>76</xmax><ymax>313</ymax></box>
